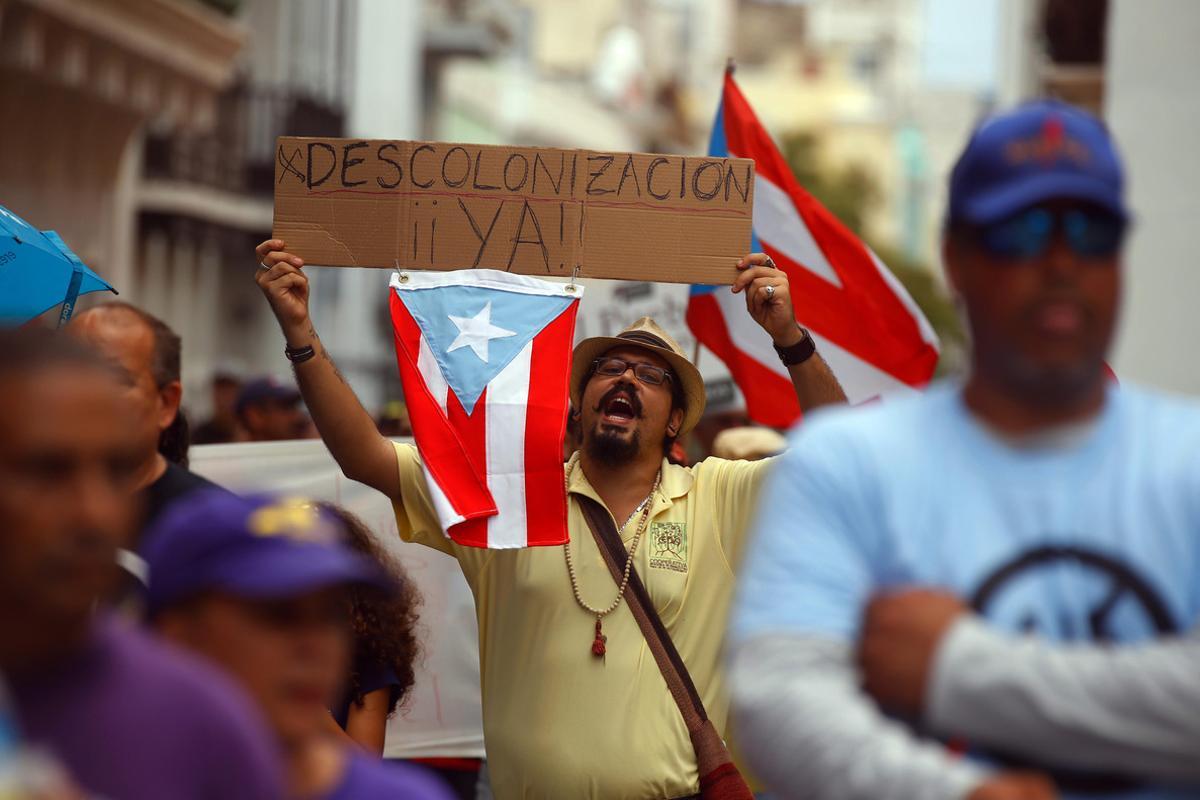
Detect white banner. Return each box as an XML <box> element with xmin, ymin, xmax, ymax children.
<box><xmin>190</xmin><ymin>439</ymin><xmax>485</xmax><ymax>759</ymax></box>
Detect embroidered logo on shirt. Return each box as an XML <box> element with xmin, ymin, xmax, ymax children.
<box><xmin>649</xmin><ymin>522</ymin><xmax>688</xmax><ymax>573</ymax></box>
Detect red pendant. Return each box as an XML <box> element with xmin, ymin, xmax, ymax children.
<box><xmin>592</xmin><ymin>618</ymin><xmax>607</xmax><ymax>657</ymax></box>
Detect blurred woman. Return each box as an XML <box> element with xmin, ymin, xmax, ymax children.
<box><xmin>145</xmin><ymin>491</ymin><xmax>450</xmax><ymax>800</ymax></box>
<box><xmin>318</xmin><ymin>503</ymin><xmax>421</xmax><ymax>755</ymax></box>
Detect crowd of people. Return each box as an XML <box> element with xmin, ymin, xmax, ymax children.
<box><xmin>2</xmin><ymin>99</ymin><xmax>1197</xmax><ymax>800</ymax></box>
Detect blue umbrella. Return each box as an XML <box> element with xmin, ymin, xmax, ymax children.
<box><xmin>0</xmin><ymin>204</ymin><xmax>117</xmax><ymax>327</ymax></box>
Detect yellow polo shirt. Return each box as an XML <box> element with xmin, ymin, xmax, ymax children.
<box><xmin>391</xmin><ymin>443</ymin><xmax>771</xmax><ymax>799</ymax></box>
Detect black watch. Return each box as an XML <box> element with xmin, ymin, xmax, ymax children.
<box><xmin>773</xmin><ymin>328</ymin><xmax>816</xmax><ymax>366</ymax></box>
<box><xmin>284</xmin><ymin>343</ymin><xmax>316</xmax><ymax>364</ymax></box>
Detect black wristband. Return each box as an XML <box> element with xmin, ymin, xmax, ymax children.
<box><xmin>284</xmin><ymin>343</ymin><xmax>316</xmax><ymax>364</ymax></box>
<box><xmin>773</xmin><ymin>328</ymin><xmax>816</xmax><ymax>366</ymax></box>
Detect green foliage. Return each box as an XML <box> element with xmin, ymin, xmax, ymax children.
<box><xmin>781</xmin><ymin>133</ymin><xmax>881</xmax><ymax>237</ymax></box>
<box><xmin>780</xmin><ymin>131</ymin><xmax>966</xmax><ymax>375</ymax></box>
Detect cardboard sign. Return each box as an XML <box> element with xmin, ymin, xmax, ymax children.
<box><xmin>272</xmin><ymin>137</ymin><xmax>755</xmax><ymax>285</ymax></box>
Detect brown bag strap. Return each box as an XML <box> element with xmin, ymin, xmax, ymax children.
<box><xmin>576</xmin><ymin>494</ymin><xmax>710</xmax><ymax>728</ymax></box>
<box><xmin>577</xmin><ymin>494</ymin><xmax>753</xmax><ymax>799</ymax></box>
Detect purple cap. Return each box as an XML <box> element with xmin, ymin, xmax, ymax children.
<box><xmin>142</xmin><ymin>491</ymin><xmax>391</xmax><ymax>617</ymax></box>
<box><xmin>235</xmin><ymin>376</ymin><xmax>301</xmax><ymax>416</ymax></box>
<box><xmin>948</xmin><ymin>99</ymin><xmax>1128</xmax><ymax>226</ymax></box>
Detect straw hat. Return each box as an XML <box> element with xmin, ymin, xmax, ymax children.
<box><xmin>712</xmin><ymin>426</ymin><xmax>786</xmax><ymax>461</ymax></box>
<box><xmin>570</xmin><ymin>317</ymin><xmax>706</xmax><ymax>435</ymax></box>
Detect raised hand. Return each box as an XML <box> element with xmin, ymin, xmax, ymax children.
<box><xmin>254</xmin><ymin>239</ymin><xmax>310</xmax><ymax>338</ymax></box>
<box><xmin>731</xmin><ymin>252</ymin><xmax>802</xmax><ymax>346</ymax></box>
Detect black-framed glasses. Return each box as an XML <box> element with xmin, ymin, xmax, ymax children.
<box><xmin>592</xmin><ymin>357</ymin><xmax>673</xmax><ymax>386</ymax></box>
<box><xmin>975</xmin><ymin>206</ymin><xmax>1126</xmax><ymax>261</ymax></box>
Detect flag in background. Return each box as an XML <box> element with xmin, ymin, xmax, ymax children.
<box><xmin>389</xmin><ymin>269</ymin><xmax>582</xmax><ymax>549</ymax></box>
<box><xmin>687</xmin><ymin>69</ymin><xmax>940</xmax><ymax>427</ymax></box>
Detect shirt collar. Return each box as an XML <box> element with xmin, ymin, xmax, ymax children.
<box><xmin>567</xmin><ymin>454</ymin><xmax>693</xmax><ymax>510</ymax></box>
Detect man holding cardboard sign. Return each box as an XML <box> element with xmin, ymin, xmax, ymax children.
<box><xmin>254</xmin><ymin>139</ymin><xmax>845</xmax><ymax>799</ymax></box>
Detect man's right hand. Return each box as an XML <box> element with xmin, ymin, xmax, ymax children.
<box><xmin>968</xmin><ymin>773</ymin><xmax>1058</xmax><ymax>800</ymax></box>
<box><xmin>250</xmin><ymin>239</ymin><xmax>400</xmax><ymax>499</ymax></box>
<box><xmin>254</xmin><ymin>239</ymin><xmax>310</xmax><ymax>341</ymax></box>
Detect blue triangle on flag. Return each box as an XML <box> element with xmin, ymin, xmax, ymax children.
<box><xmin>399</xmin><ymin>284</ymin><xmax>574</xmax><ymax>413</ymax></box>
<box><xmin>691</xmin><ymin>92</ymin><xmax>759</xmax><ymax>299</ymax></box>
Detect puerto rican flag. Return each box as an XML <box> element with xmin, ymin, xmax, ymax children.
<box><xmin>687</xmin><ymin>71</ymin><xmax>939</xmax><ymax>426</ymax></box>
<box><xmin>389</xmin><ymin>270</ymin><xmax>582</xmax><ymax>548</ymax></box>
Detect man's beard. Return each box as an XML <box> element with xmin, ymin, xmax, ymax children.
<box><xmin>585</xmin><ymin>424</ymin><xmax>641</xmax><ymax>466</ymax></box>
<box><xmin>584</xmin><ymin>380</ymin><xmax>643</xmax><ymax>466</ymax></box>
<box><xmin>984</xmin><ymin>339</ymin><xmax>1107</xmax><ymax>409</ymax></box>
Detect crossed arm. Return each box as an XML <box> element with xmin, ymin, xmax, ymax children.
<box><xmin>860</xmin><ymin>590</ymin><xmax>1200</xmax><ymax>781</ymax></box>
<box><xmin>728</xmin><ymin>603</ymin><xmax>1200</xmax><ymax>800</ymax></box>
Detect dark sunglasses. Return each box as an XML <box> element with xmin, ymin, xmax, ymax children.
<box><xmin>975</xmin><ymin>206</ymin><xmax>1126</xmax><ymax>260</ymax></box>
<box><xmin>592</xmin><ymin>357</ymin><xmax>673</xmax><ymax>386</ymax></box>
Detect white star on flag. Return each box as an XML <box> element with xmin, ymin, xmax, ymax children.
<box><xmin>447</xmin><ymin>301</ymin><xmax>516</xmax><ymax>363</ymax></box>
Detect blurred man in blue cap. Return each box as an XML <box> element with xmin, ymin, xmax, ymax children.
<box><xmin>729</xmin><ymin>99</ymin><xmax>1200</xmax><ymax>800</ymax></box>
<box><xmin>143</xmin><ymin>491</ymin><xmax>453</xmax><ymax>800</ymax></box>
<box><xmin>236</xmin><ymin>376</ymin><xmax>309</xmax><ymax>441</ymax></box>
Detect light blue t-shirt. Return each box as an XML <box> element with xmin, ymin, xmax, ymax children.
<box><xmin>733</xmin><ymin>382</ymin><xmax>1200</xmax><ymax>800</ymax></box>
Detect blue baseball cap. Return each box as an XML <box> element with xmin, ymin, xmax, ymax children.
<box><xmin>142</xmin><ymin>490</ymin><xmax>391</xmax><ymax>617</ymax></box>
<box><xmin>235</xmin><ymin>376</ymin><xmax>301</xmax><ymax>416</ymax></box>
<box><xmin>948</xmin><ymin>99</ymin><xmax>1128</xmax><ymax>226</ymax></box>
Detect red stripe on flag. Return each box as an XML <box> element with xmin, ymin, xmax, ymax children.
<box><xmin>522</xmin><ymin>305</ymin><xmax>577</xmax><ymax>546</ymax></box>
<box><xmin>444</xmin><ymin>382</ymin><xmax>490</xmax><ymax>548</ymax></box>
<box><xmin>686</xmin><ymin>294</ymin><xmax>800</xmax><ymax>427</ymax></box>
<box><xmin>720</xmin><ymin>73</ymin><xmax>939</xmax><ymax>387</ymax></box>
<box><xmin>389</xmin><ymin>291</ymin><xmax>495</xmax><ymax>544</ymax></box>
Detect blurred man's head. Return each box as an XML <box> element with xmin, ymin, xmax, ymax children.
<box><xmin>0</xmin><ymin>330</ymin><xmax>139</xmax><ymax>668</ymax></box>
<box><xmin>212</xmin><ymin>371</ymin><xmax>241</xmax><ymax>421</ymax></box>
<box><xmin>70</xmin><ymin>303</ymin><xmax>184</xmax><ymax>469</ymax></box>
<box><xmin>145</xmin><ymin>492</ymin><xmax>388</xmax><ymax>747</ymax></box>
<box><xmin>236</xmin><ymin>377</ymin><xmax>306</xmax><ymax>442</ymax></box>
<box><xmin>943</xmin><ymin>100</ymin><xmax>1128</xmax><ymax>408</ymax></box>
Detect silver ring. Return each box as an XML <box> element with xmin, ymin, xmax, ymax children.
<box><xmin>259</xmin><ymin>261</ymin><xmax>271</xmax><ymax>270</ymax></box>
<box><xmin>764</xmin><ymin>284</ymin><xmax>776</xmax><ymax>298</ymax></box>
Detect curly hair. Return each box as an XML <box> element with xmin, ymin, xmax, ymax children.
<box><xmin>318</xmin><ymin>503</ymin><xmax>422</xmax><ymax>717</ymax></box>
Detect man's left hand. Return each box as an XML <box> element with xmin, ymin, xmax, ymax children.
<box><xmin>733</xmin><ymin>253</ymin><xmax>803</xmax><ymax>346</ymax></box>
<box><xmin>859</xmin><ymin>588</ymin><xmax>969</xmax><ymax>716</ymax></box>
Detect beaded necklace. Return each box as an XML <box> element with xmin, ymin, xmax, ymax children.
<box><xmin>562</xmin><ymin>452</ymin><xmax>662</xmax><ymax>657</ymax></box>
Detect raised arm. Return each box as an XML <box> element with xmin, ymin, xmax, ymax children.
<box><xmin>254</xmin><ymin>240</ymin><xmax>401</xmax><ymax>501</ymax></box>
<box><xmin>732</xmin><ymin>253</ymin><xmax>846</xmax><ymax>412</ymax></box>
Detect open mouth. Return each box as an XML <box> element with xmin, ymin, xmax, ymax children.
<box><xmin>600</xmin><ymin>392</ymin><xmax>639</xmax><ymax>424</ymax></box>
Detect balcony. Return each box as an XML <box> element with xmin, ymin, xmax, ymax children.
<box><xmin>143</xmin><ymin>82</ymin><xmax>346</xmax><ymax>196</ymax></box>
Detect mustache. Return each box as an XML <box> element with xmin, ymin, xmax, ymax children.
<box><xmin>593</xmin><ymin>381</ymin><xmax>643</xmax><ymax>417</ymax></box>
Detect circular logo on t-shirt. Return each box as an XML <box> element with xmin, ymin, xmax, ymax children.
<box><xmin>970</xmin><ymin>544</ymin><xmax>1177</xmax><ymax>639</ymax></box>
<box><xmin>966</xmin><ymin>544</ymin><xmax>1178</xmax><ymax>793</ymax></box>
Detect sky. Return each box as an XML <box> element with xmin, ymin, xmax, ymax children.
<box><xmin>920</xmin><ymin>0</ymin><xmax>1001</xmax><ymax>91</ymax></box>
